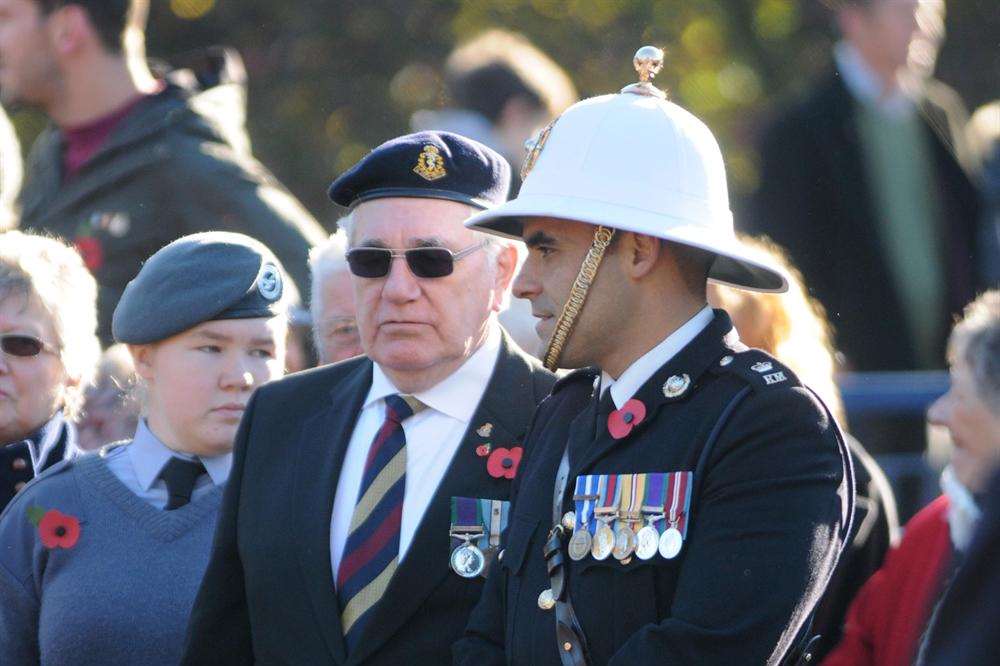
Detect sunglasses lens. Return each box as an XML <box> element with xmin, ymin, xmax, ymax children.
<box><xmin>346</xmin><ymin>249</ymin><xmax>391</xmax><ymax>278</ymax></box>
<box><xmin>1</xmin><ymin>335</ymin><xmax>43</xmax><ymax>357</ymax></box>
<box><xmin>407</xmin><ymin>248</ymin><xmax>454</xmax><ymax>278</ymax></box>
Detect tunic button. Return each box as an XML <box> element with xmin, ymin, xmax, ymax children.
<box><xmin>561</xmin><ymin>511</ymin><xmax>576</xmax><ymax>531</ymax></box>
<box><xmin>538</xmin><ymin>588</ymin><xmax>555</xmax><ymax>610</ymax></box>
<box><xmin>14</xmin><ymin>481</ymin><xmax>26</xmax><ymax>492</ymax></box>
<box><xmin>563</xmin><ymin>642</ymin><xmax>573</xmax><ymax>652</ymax></box>
<box><xmin>497</xmin><ymin>549</ymin><xmax>505</xmax><ymax>561</ymax></box>
<box><xmin>719</xmin><ymin>355</ymin><xmax>734</xmax><ymax>366</ymax></box>
<box><xmin>11</xmin><ymin>457</ymin><xmax>27</xmax><ymax>471</ymax></box>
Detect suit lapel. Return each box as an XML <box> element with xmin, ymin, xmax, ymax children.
<box><xmin>349</xmin><ymin>333</ymin><xmax>539</xmax><ymax>663</ymax></box>
<box><xmin>571</xmin><ymin>312</ymin><xmax>736</xmax><ymax>475</ymax></box>
<box><xmin>293</xmin><ymin>360</ymin><xmax>373</xmax><ymax>665</ymax></box>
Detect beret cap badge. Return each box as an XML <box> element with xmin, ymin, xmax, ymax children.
<box><xmin>413</xmin><ymin>144</ymin><xmax>447</xmax><ymax>181</ymax></box>
<box><xmin>257</xmin><ymin>263</ymin><xmax>283</xmax><ymax>301</ymax></box>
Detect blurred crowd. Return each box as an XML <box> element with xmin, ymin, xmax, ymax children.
<box><xmin>0</xmin><ymin>0</ymin><xmax>997</xmax><ymax>665</ymax></box>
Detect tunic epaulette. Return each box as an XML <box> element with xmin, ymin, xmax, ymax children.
<box><xmin>551</xmin><ymin>366</ymin><xmax>600</xmax><ymax>394</ymax></box>
<box><xmin>711</xmin><ymin>348</ymin><xmax>801</xmax><ymax>392</ymax></box>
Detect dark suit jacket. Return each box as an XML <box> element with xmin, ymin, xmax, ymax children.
<box><xmin>456</xmin><ymin>311</ymin><xmax>852</xmax><ymax>665</ymax></box>
<box><xmin>1</xmin><ymin>416</ymin><xmax>72</xmax><ymax>513</ymax></box>
<box><xmin>182</xmin><ymin>332</ymin><xmax>554</xmax><ymax>665</ymax></box>
<box><xmin>746</xmin><ymin>70</ymin><xmax>981</xmax><ymax>371</ymax></box>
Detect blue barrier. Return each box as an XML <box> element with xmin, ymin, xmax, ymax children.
<box><xmin>838</xmin><ymin>371</ymin><xmax>949</xmax><ymax>417</ymax></box>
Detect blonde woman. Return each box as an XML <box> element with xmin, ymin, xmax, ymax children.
<box><xmin>0</xmin><ymin>232</ymin><xmax>287</xmax><ymax>665</ymax></box>
<box><xmin>0</xmin><ymin>231</ymin><xmax>99</xmax><ymax>512</ymax></box>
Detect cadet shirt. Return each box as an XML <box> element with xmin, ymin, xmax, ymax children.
<box><xmin>103</xmin><ymin>419</ymin><xmax>231</xmax><ymax>510</ymax></box>
<box><xmin>330</xmin><ymin>323</ymin><xmax>501</xmax><ymax>573</ymax></box>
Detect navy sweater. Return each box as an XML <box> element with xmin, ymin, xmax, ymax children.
<box><xmin>0</xmin><ymin>453</ymin><xmax>223</xmax><ymax>664</ymax></box>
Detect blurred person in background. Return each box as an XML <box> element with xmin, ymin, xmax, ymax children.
<box><xmin>411</xmin><ymin>28</ymin><xmax>577</xmax><ymax>192</ymax></box>
<box><xmin>0</xmin><ymin>103</ymin><xmax>20</xmax><ymax>231</ymax></box>
<box><xmin>309</xmin><ymin>227</ymin><xmax>363</xmax><ymax>365</ymax></box>
<box><xmin>967</xmin><ymin>101</ymin><xmax>1000</xmax><ymax>286</ymax></box>
<box><xmin>823</xmin><ymin>289</ymin><xmax>1000</xmax><ymax>666</ymax></box>
<box><xmin>76</xmin><ymin>342</ymin><xmax>138</xmax><ymax>451</ymax></box>
<box><xmin>708</xmin><ymin>234</ymin><xmax>899</xmax><ymax>661</ymax></box>
<box><xmin>0</xmin><ymin>232</ymin><xmax>288</xmax><ymax>665</ymax></box>
<box><xmin>0</xmin><ymin>0</ymin><xmax>326</xmax><ymax>344</ymax></box>
<box><xmin>0</xmin><ymin>230</ymin><xmax>98</xmax><ymax>512</ymax></box>
<box><xmin>748</xmin><ymin>0</ymin><xmax>982</xmax><ymax>374</ymax></box>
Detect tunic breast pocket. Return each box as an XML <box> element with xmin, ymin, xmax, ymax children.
<box><xmin>500</xmin><ymin>513</ymin><xmax>548</xmax><ymax>661</ymax></box>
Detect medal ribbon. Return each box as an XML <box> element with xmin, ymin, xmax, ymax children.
<box><xmin>450</xmin><ymin>497</ymin><xmax>485</xmax><ymax>548</ymax></box>
<box><xmin>596</xmin><ymin>474</ymin><xmax>619</xmax><ymax>527</ymax></box>
<box><xmin>641</xmin><ymin>473</ymin><xmax>667</xmax><ymax>529</ymax></box>
<box><xmin>615</xmin><ymin>473</ymin><xmax>634</xmax><ymax>532</ymax></box>
<box><xmin>664</xmin><ymin>472</ymin><xmax>693</xmax><ymax>536</ymax></box>
<box><xmin>573</xmin><ymin>474</ymin><xmax>599</xmax><ymax>534</ymax></box>
<box><xmin>480</xmin><ymin>498</ymin><xmax>508</xmax><ymax>549</ymax></box>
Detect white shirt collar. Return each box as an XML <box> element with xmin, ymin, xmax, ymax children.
<box><xmin>834</xmin><ymin>41</ymin><xmax>915</xmax><ymax>118</ymax></box>
<box><xmin>365</xmin><ymin>322</ymin><xmax>503</xmax><ymax>423</ymax></box>
<box><xmin>602</xmin><ymin>306</ymin><xmax>714</xmax><ymax>409</ymax></box>
<box><xmin>128</xmin><ymin>419</ymin><xmax>232</xmax><ymax>491</ymax></box>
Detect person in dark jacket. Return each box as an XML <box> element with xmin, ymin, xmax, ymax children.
<box><xmin>746</xmin><ymin>0</ymin><xmax>982</xmax><ymax>373</ymax></box>
<box><xmin>0</xmin><ymin>103</ymin><xmax>20</xmax><ymax>231</ymax></box>
<box><xmin>0</xmin><ymin>0</ymin><xmax>326</xmax><ymax>343</ymax></box>
<box><xmin>0</xmin><ymin>230</ymin><xmax>99</xmax><ymax>512</ymax></box>
<box><xmin>454</xmin><ymin>47</ymin><xmax>852</xmax><ymax>666</ymax></box>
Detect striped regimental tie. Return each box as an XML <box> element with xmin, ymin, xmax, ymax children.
<box><xmin>337</xmin><ymin>394</ymin><xmax>425</xmax><ymax>652</ymax></box>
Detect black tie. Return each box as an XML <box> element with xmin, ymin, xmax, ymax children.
<box><xmin>159</xmin><ymin>457</ymin><xmax>206</xmax><ymax>510</ymax></box>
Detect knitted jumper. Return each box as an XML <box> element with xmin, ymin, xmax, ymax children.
<box><xmin>0</xmin><ymin>452</ymin><xmax>223</xmax><ymax>665</ymax></box>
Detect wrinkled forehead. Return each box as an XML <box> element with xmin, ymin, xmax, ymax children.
<box><xmin>350</xmin><ymin>197</ymin><xmax>479</xmax><ymax>247</ymax></box>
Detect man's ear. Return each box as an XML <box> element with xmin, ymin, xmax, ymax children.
<box><xmin>621</xmin><ymin>232</ymin><xmax>663</xmax><ymax>281</ymax></box>
<box><xmin>490</xmin><ymin>242</ymin><xmax>520</xmax><ymax>312</ymax></box>
<box><xmin>46</xmin><ymin>4</ymin><xmax>92</xmax><ymax>57</ymax></box>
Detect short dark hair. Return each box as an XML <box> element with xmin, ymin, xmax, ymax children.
<box><xmin>36</xmin><ymin>0</ymin><xmax>148</xmax><ymax>54</ymax></box>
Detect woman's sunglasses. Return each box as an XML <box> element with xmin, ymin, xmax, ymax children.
<box><xmin>0</xmin><ymin>334</ymin><xmax>57</xmax><ymax>358</ymax></box>
<box><xmin>345</xmin><ymin>242</ymin><xmax>486</xmax><ymax>279</ymax></box>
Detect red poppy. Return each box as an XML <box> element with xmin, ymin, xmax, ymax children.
<box><xmin>476</xmin><ymin>444</ymin><xmax>491</xmax><ymax>457</ymax></box>
<box><xmin>38</xmin><ymin>510</ymin><xmax>81</xmax><ymax>550</ymax></box>
<box><xmin>607</xmin><ymin>399</ymin><xmax>647</xmax><ymax>439</ymax></box>
<box><xmin>74</xmin><ymin>236</ymin><xmax>104</xmax><ymax>272</ymax></box>
<box><xmin>487</xmin><ymin>446</ymin><xmax>523</xmax><ymax>479</ymax></box>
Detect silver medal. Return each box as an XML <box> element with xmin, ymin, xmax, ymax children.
<box><xmin>612</xmin><ymin>525</ymin><xmax>637</xmax><ymax>560</ymax></box>
<box><xmin>450</xmin><ymin>542</ymin><xmax>486</xmax><ymax>578</ymax></box>
<box><xmin>658</xmin><ymin>526</ymin><xmax>683</xmax><ymax>560</ymax></box>
<box><xmin>635</xmin><ymin>524</ymin><xmax>660</xmax><ymax>560</ymax></box>
<box><xmin>568</xmin><ymin>528</ymin><xmax>593</xmax><ymax>561</ymax></box>
<box><xmin>592</xmin><ymin>522</ymin><xmax>615</xmax><ymax>560</ymax></box>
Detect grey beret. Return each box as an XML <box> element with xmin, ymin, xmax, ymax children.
<box><xmin>112</xmin><ymin>232</ymin><xmax>287</xmax><ymax>344</ymax></box>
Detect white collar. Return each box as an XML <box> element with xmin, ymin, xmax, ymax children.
<box><xmin>601</xmin><ymin>306</ymin><xmax>714</xmax><ymax>410</ymax></box>
<box><xmin>128</xmin><ymin>419</ymin><xmax>231</xmax><ymax>491</ymax></box>
<box><xmin>834</xmin><ymin>41</ymin><xmax>916</xmax><ymax>119</ymax></box>
<box><xmin>366</xmin><ymin>322</ymin><xmax>502</xmax><ymax>423</ymax></box>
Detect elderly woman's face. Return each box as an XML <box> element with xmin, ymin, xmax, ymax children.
<box><xmin>0</xmin><ymin>293</ymin><xmax>71</xmax><ymax>443</ymax></box>
<box><xmin>928</xmin><ymin>357</ymin><xmax>1000</xmax><ymax>493</ymax></box>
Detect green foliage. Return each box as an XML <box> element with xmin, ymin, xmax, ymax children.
<box><xmin>11</xmin><ymin>1</ymin><xmax>999</xmax><ymax>228</ymax></box>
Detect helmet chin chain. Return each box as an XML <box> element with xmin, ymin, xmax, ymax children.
<box><xmin>542</xmin><ymin>226</ymin><xmax>616</xmax><ymax>371</ymax></box>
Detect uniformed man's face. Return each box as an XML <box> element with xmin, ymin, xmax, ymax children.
<box><xmin>927</xmin><ymin>356</ymin><xmax>1000</xmax><ymax>493</ymax></box>
<box><xmin>514</xmin><ymin>217</ymin><xmax>631</xmax><ymax>370</ymax></box>
<box><xmin>130</xmin><ymin>318</ymin><xmax>286</xmax><ymax>458</ymax></box>
<box><xmin>315</xmin><ymin>267</ymin><xmax>363</xmax><ymax>365</ymax></box>
<box><xmin>0</xmin><ymin>0</ymin><xmax>61</xmax><ymax>108</ymax></box>
<box><xmin>0</xmin><ymin>292</ymin><xmax>72</xmax><ymax>443</ymax></box>
<box><xmin>349</xmin><ymin>197</ymin><xmax>515</xmax><ymax>391</ymax></box>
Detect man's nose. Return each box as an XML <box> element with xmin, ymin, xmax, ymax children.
<box><xmin>381</xmin><ymin>255</ymin><xmax>422</xmax><ymax>302</ymax></box>
<box><xmin>513</xmin><ymin>256</ymin><xmax>540</xmax><ymax>301</ymax></box>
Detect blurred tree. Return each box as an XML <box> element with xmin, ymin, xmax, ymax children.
<box><xmin>9</xmin><ymin>0</ymin><xmax>999</xmax><ymax>229</ymax></box>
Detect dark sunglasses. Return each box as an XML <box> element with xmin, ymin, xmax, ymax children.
<box><xmin>0</xmin><ymin>334</ymin><xmax>57</xmax><ymax>358</ymax></box>
<box><xmin>345</xmin><ymin>242</ymin><xmax>486</xmax><ymax>279</ymax></box>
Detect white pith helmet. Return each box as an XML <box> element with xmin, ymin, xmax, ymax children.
<box><xmin>465</xmin><ymin>46</ymin><xmax>789</xmax><ymax>293</ymax></box>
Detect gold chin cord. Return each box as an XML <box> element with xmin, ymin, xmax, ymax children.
<box><xmin>542</xmin><ymin>226</ymin><xmax>616</xmax><ymax>371</ymax></box>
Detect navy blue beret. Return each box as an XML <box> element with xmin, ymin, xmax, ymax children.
<box><xmin>328</xmin><ymin>131</ymin><xmax>511</xmax><ymax>210</ymax></box>
<box><xmin>112</xmin><ymin>232</ymin><xmax>287</xmax><ymax>344</ymax></box>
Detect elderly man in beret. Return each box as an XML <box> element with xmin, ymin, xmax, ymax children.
<box><xmin>183</xmin><ymin>131</ymin><xmax>556</xmax><ymax>665</ymax></box>
<box><xmin>454</xmin><ymin>48</ymin><xmax>853</xmax><ymax>666</ymax></box>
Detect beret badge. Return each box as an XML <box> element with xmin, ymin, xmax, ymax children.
<box><xmin>413</xmin><ymin>144</ymin><xmax>447</xmax><ymax>181</ymax></box>
<box><xmin>257</xmin><ymin>263</ymin><xmax>283</xmax><ymax>302</ymax></box>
